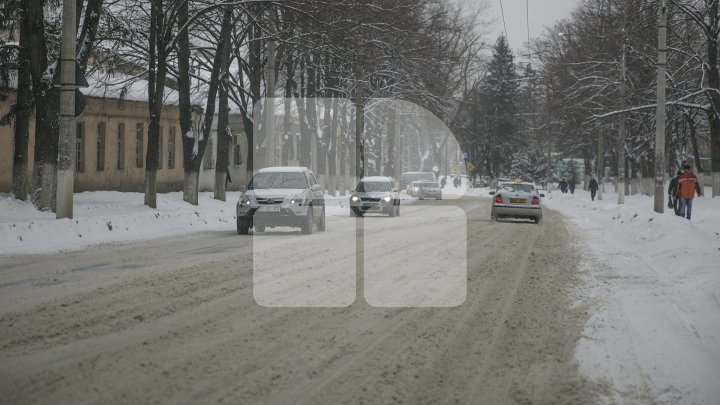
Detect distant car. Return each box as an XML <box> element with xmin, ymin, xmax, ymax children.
<box><xmin>399</xmin><ymin>172</ymin><xmax>436</xmax><ymax>191</ymax></box>
<box><xmin>407</xmin><ymin>180</ymin><xmax>424</xmax><ymax>197</ymax></box>
<box><xmin>416</xmin><ymin>181</ymin><xmax>442</xmax><ymax>200</ymax></box>
<box><xmin>236</xmin><ymin>167</ymin><xmax>325</xmax><ymax>234</ymax></box>
<box><xmin>489</xmin><ymin>180</ymin><xmax>544</xmax><ymax>224</ymax></box>
<box><xmin>350</xmin><ymin>176</ymin><xmax>400</xmax><ymax>217</ymax></box>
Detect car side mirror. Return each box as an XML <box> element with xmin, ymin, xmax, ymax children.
<box><xmin>540</xmin><ymin>193</ymin><xmax>545</xmax><ymax>198</ymax></box>
<box><xmin>489</xmin><ymin>191</ymin><xmax>495</xmax><ymax>195</ymax></box>
<box><xmin>311</xmin><ymin>184</ymin><xmax>322</xmax><ymax>192</ymax></box>
<box><xmin>239</xmin><ymin>186</ymin><xmax>247</xmax><ymax>192</ymax></box>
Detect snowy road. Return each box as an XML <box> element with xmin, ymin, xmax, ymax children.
<box><xmin>0</xmin><ymin>197</ymin><xmax>601</xmax><ymax>404</ymax></box>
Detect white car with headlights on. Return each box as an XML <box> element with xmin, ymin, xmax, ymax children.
<box><xmin>350</xmin><ymin>176</ymin><xmax>400</xmax><ymax>217</ymax></box>
<box><xmin>236</xmin><ymin>167</ymin><xmax>325</xmax><ymax>234</ymax></box>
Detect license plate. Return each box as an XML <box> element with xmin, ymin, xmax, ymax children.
<box><xmin>259</xmin><ymin>205</ymin><xmax>281</xmax><ymax>212</ymax></box>
<box><xmin>510</xmin><ymin>198</ymin><xmax>526</xmax><ymax>203</ymax></box>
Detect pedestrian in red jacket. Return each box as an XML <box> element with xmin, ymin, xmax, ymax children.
<box><xmin>676</xmin><ymin>164</ymin><xmax>703</xmax><ymax>220</ymax></box>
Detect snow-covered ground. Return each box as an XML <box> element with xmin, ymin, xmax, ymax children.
<box><xmin>541</xmin><ymin>186</ymin><xmax>720</xmax><ymax>404</ymax></box>
<box><xmin>1</xmin><ymin>181</ymin><xmax>718</xmax><ymax>403</ymax></box>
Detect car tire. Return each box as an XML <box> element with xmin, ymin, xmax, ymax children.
<box><xmin>302</xmin><ymin>208</ymin><xmax>314</xmax><ymax>234</ymax></box>
<box><xmin>534</xmin><ymin>216</ymin><xmax>542</xmax><ymax>224</ymax></box>
<box><xmin>237</xmin><ymin>218</ymin><xmax>249</xmax><ymax>235</ymax></box>
<box><xmin>318</xmin><ymin>207</ymin><xmax>326</xmax><ymax>231</ymax></box>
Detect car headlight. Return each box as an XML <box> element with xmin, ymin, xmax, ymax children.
<box><xmin>239</xmin><ymin>195</ymin><xmax>251</xmax><ymax>207</ymax></box>
<box><xmin>351</xmin><ymin>195</ymin><xmax>360</xmax><ymax>202</ymax></box>
<box><xmin>383</xmin><ymin>196</ymin><xmax>392</xmax><ymax>202</ymax></box>
<box><xmin>289</xmin><ymin>194</ymin><xmax>306</xmax><ymax>205</ymax></box>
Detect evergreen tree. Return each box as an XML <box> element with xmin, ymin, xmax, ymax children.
<box><xmin>478</xmin><ymin>35</ymin><xmax>521</xmax><ymax>176</ymax></box>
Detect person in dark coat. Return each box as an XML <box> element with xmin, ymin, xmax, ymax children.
<box><xmin>440</xmin><ymin>176</ymin><xmax>447</xmax><ymax>188</ymax></box>
<box><xmin>569</xmin><ymin>180</ymin><xmax>575</xmax><ymax>194</ymax></box>
<box><xmin>589</xmin><ymin>177</ymin><xmax>599</xmax><ymax>201</ymax></box>
<box><xmin>668</xmin><ymin>170</ymin><xmax>682</xmax><ymax>215</ymax></box>
<box><xmin>559</xmin><ymin>179</ymin><xmax>568</xmax><ymax>193</ymax></box>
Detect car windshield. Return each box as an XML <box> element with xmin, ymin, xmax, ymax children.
<box><xmin>357</xmin><ymin>181</ymin><xmax>392</xmax><ymax>192</ymax></box>
<box><xmin>249</xmin><ymin>172</ymin><xmax>308</xmax><ymax>189</ymax></box>
<box><xmin>500</xmin><ymin>183</ymin><xmax>535</xmax><ymax>193</ymax></box>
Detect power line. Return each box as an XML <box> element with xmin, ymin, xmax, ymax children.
<box><xmin>498</xmin><ymin>0</ymin><xmax>508</xmax><ymax>41</ymax></box>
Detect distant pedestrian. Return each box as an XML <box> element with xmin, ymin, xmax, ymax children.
<box><xmin>225</xmin><ymin>168</ymin><xmax>232</xmax><ymax>190</ymax></box>
<box><xmin>440</xmin><ymin>176</ymin><xmax>447</xmax><ymax>188</ymax></box>
<box><xmin>589</xmin><ymin>177</ymin><xmax>598</xmax><ymax>201</ymax></box>
<box><xmin>676</xmin><ymin>164</ymin><xmax>703</xmax><ymax>220</ymax></box>
<box><xmin>569</xmin><ymin>180</ymin><xmax>575</xmax><ymax>194</ymax></box>
<box><xmin>668</xmin><ymin>170</ymin><xmax>682</xmax><ymax>215</ymax></box>
<box><xmin>559</xmin><ymin>180</ymin><xmax>568</xmax><ymax>193</ymax></box>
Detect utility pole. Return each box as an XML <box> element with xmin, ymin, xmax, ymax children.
<box><xmin>56</xmin><ymin>0</ymin><xmax>76</xmax><ymax>219</ymax></box>
<box><xmin>617</xmin><ymin>20</ymin><xmax>628</xmax><ymax>204</ymax></box>
<box><xmin>654</xmin><ymin>0</ymin><xmax>668</xmax><ymax>213</ymax></box>
<box><xmin>597</xmin><ymin>128</ymin><xmax>604</xmax><ymax>200</ymax></box>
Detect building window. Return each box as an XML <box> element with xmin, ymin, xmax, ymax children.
<box><xmin>168</xmin><ymin>127</ymin><xmax>175</xmax><ymax>169</ymax></box>
<box><xmin>117</xmin><ymin>123</ymin><xmax>125</xmax><ymax>170</ymax></box>
<box><xmin>96</xmin><ymin>122</ymin><xmax>106</xmax><ymax>171</ymax></box>
<box><xmin>158</xmin><ymin>126</ymin><xmax>164</xmax><ymax>170</ymax></box>
<box><xmin>233</xmin><ymin>135</ymin><xmax>243</xmax><ymax>166</ymax></box>
<box><xmin>203</xmin><ymin>138</ymin><xmax>214</xmax><ymax>170</ymax></box>
<box><xmin>136</xmin><ymin>123</ymin><xmax>144</xmax><ymax>168</ymax></box>
<box><xmin>76</xmin><ymin>122</ymin><xmax>85</xmax><ymax>172</ymax></box>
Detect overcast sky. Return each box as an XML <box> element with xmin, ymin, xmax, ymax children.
<box><xmin>485</xmin><ymin>0</ymin><xmax>580</xmax><ymax>55</ymax></box>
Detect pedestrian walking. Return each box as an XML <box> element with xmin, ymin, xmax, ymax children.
<box><xmin>225</xmin><ymin>167</ymin><xmax>232</xmax><ymax>190</ymax></box>
<box><xmin>559</xmin><ymin>180</ymin><xmax>568</xmax><ymax>193</ymax></box>
<box><xmin>440</xmin><ymin>176</ymin><xmax>447</xmax><ymax>188</ymax></box>
<box><xmin>589</xmin><ymin>177</ymin><xmax>599</xmax><ymax>201</ymax></box>
<box><xmin>676</xmin><ymin>164</ymin><xmax>703</xmax><ymax>220</ymax></box>
<box><xmin>668</xmin><ymin>170</ymin><xmax>681</xmax><ymax>215</ymax></box>
<box><xmin>569</xmin><ymin>180</ymin><xmax>575</xmax><ymax>194</ymax></box>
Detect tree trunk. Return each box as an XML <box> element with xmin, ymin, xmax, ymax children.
<box><xmin>355</xmin><ymin>101</ymin><xmax>365</xmax><ymax>181</ymax></box>
<box><xmin>12</xmin><ymin>8</ymin><xmax>33</xmax><ymax>200</ymax></box>
<box><xmin>214</xmin><ymin>76</ymin><xmax>231</xmax><ymax>201</ymax></box>
<box><xmin>704</xmin><ymin>0</ymin><xmax>720</xmax><ymax>197</ymax></box>
<box><xmin>177</xmin><ymin>0</ymin><xmax>194</xmax><ymax>203</ymax></box>
<box><xmin>386</xmin><ymin>106</ymin><xmax>397</xmax><ymax>178</ymax></box>
<box><xmin>144</xmin><ymin>0</ymin><xmax>167</xmax><ymax>209</ymax></box>
<box><xmin>27</xmin><ymin>0</ymin><xmax>53</xmax><ymax>211</ymax></box>
<box><xmin>181</xmin><ymin>7</ymin><xmax>232</xmax><ymax>205</ymax></box>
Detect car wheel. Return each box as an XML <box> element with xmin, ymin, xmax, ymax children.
<box><xmin>237</xmin><ymin>218</ymin><xmax>249</xmax><ymax>235</ymax></box>
<box><xmin>534</xmin><ymin>216</ymin><xmax>542</xmax><ymax>224</ymax></box>
<box><xmin>302</xmin><ymin>207</ymin><xmax>314</xmax><ymax>234</ymax></box>
<box><xmin>318</xmin><ymin>207</ymin><xmax>326</xmax><ymax>231</ymax></box>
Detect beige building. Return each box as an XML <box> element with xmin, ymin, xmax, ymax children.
<box><xmin>1</xmin><ymin>94</ymin><xmax>250</xmax><ymax>194</ymax></box>
<box><xmin>1</xmin><ymin>94</ymin><xmax>186</xmax><ymax>193</ymax></box>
